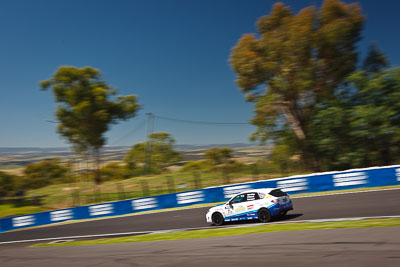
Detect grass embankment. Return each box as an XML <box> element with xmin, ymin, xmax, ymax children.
<box><xmin>3</xmin><ymin>167</ymin><xmax>399</xmax><ymax>219</ymax></box>
<box><xmin>6</xmin><ymin>185</ymin><xmax>400</xmax><ymax>232</ymax></box>
<box><xmin>0</xmin><ymin>204</ymin><xmax>47</xmax><ymax>218</ymax></box>
<box><xmin>31</xmin><ymin>217</ymin><xmax>400</xmax><ymax>247</ymax></box>
<box><xmin>1</xmin><ymin>171</ymin><xmax>295</xmax><ymax>217</ymax></box>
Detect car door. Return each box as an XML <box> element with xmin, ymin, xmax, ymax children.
<box><xmin>229</xmin><ymin>193</ymin><xmax>247</xmax><ymax>219</ymax></box>
<box><xmin>244</xmin><ymin>192</ymin><xmax>260</xmax><ymax>218</ymax></box>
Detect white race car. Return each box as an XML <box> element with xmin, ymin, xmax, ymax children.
<box><xmin>206</xmin><ymin>188</ymin><xmax>293</xmax><ymax>225</ymax></box>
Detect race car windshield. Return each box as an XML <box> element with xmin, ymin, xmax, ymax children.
<box><xmin>269</xmin><ymin>189</ymin><xmax>288</xmax><ymax>197</ymax></box>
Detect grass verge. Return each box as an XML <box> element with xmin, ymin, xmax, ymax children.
<box><xmin>31</xmin><ymin>217</ymin><xmax>400</xmax><ymax>247</ymax></box>
<box><xmin>13</xmin><ymin>171</ymin><xmax>291</xmax><ymax>214</ymax></box>
<box><xmin>0</xmin><ymin>204</ymin><xmax>46</xmax><ymax>218</ymax></box>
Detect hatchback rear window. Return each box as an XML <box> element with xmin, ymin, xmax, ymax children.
<box><xmin>269</xmin><ymin>189</ymin><xmax>288</xmax><ymax>197</ymax></box>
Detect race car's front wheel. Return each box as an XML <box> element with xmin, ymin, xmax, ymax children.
<box><xmin>211</xmin><ymin>212</ymin><xmax>224</xmax><ymax>226</ymax></box>
<box><xmin>258</xmin><ymin>208</ymin><xmax>271</xmax><ymax>223</ymax></box>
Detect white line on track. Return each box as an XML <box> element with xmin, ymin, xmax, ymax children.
<box><xmin>1</xmin><ymin>215</ymin><xmax>400</xmax><ymax>245</ymax></box>
<box><xmin>1</xmin><ymin>187</ymin><xmax>399</xmax><ymax>245</ymax></box>
<box><xmin>0</xmin><ymin>226</ymin><xmax>214</xmax><ymax>245</ymax></box>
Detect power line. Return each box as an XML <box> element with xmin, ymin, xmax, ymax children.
<box><xmin>111</xmin><ymin>119</ymin><xmax>147</xmax><ymax>145</ymax></box>
<box><xmin>154</xmin><ymin>115</ymin><xmax>251</xmax><ymax>126</ymax></box>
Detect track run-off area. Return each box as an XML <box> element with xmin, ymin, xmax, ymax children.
<box><xmin>1</xmin><ymin>188</ymin><xmax>400</xmax><ymax>245</ymax></box>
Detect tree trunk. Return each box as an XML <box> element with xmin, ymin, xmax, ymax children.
<box><xmin>280</xmin><ymin>102</ymin><xmax>321</xmax><ymax>172</ymax></box>
<box><xmin>279</xmin><ymin>104</ymin><xmax>306</xmax><ymax>141</ymax></box>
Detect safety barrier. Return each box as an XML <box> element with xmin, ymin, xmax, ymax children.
<box><xmin>1</xmin><ymin>165</ymin><xmax>399</xmax><ymax>233</ymax></box>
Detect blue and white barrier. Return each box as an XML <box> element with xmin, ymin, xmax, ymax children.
<box><xmin>1</xmin><ymin>165</ymin><xmax>399</xmax><ymax>233</ymax></box>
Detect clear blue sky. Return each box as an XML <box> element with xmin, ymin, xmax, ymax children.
<box><xmin>0</xmin><ymin>0</ymin><xmax>399</xmax><ymax>147</ymax></box>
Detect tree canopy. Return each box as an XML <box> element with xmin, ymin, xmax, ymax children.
<box><xmin>308</xmin><ymin>66</ymin><xmax>400</xmax><ymax>170</ymax></box>
<box><xmin>362</xmin><ymin>42</ymin><xmax>389</xmax><ymax>73</ymax></box>
<box><xmin>230</xmin><ymin>0</ymin><xmax>364</xmax><ymax>170</ymax></box>
<box><xmin>41</xmin><ymin>66</ymin><xmax>140</xmax><ymax>184</ymax></box>
<box><xmin>204</xmin><ymin>147</ymin><xmax>233</xmax><ymax>165</ymax></box>
<box><xmin>124</xmin><ymin>132</ymin><xmax>182</xmax><ymax>174</ymax></box>
<box><xmin>23</xmin><ymin>159</ymin><xmax>69</xmax><ymax>189</ymax></box>
<box><xmin>0</xmin><ymin>171</ymin><xmax>16</xmax><ymax>198</ymax></box>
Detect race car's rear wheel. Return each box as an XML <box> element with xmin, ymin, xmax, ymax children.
<box><xmin>258</xmin><ymin>208</ymin><xmax>271</xmax><ymax>223</ymax></box>
<box><xmin>212</xmin><ymin>212</ymin><xmax>224</xmax><ymax>226</ymax></box>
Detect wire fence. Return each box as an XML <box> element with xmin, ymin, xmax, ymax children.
<box><xmin>70</xmin><ymin>172</ymin><xmax>207</xmax><ymax>207</ymax></box>
<box><xmin>0</xmin><ymin>170</ymin><xmax>273</xmax><ymax>211</ymax></box>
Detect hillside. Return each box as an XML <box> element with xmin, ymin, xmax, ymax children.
<box><xmin>0</xmin><ymin>144</ymin><xmax>271</xmax><ymax>174</ymax></box>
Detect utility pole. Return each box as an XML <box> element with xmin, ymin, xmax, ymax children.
<box><xmin>145</xmin><ymin>112</ymin><xmax>154</xmax><ymax>174</ymax></box>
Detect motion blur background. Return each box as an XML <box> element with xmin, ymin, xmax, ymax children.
<box><xmin>0</xmin><ymin>0</ymin><xmax>399</xmax><ymax>218</ymax></box>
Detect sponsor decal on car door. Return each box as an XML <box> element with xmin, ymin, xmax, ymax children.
<box><xmin>231</xmin><ymin>202</ymin><xmax>246</xmax><ymax>220</ymax></box>
<box><xmin>224</xmin><ymin>204</ymin><xmax>233</xmax><ymax>217</ymax></box>
<box><xmin>227</xmin><ymin>193</ymin><xmax>247</xmax><ymax>220</ymax></box>
<box><xmin>245</xmin><ymin>193</ymin><xmax>259</xmax><ymax>218</ymax></box>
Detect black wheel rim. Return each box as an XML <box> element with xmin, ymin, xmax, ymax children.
<box><xmin>259</xmin><ymin>210</ymin><xmax>269</xmax><ymax>222</ymax></box>
<box><xmin>213</xmin><ymin>214</ymin><xmax>222</xmax><ymax>225</ymax></box>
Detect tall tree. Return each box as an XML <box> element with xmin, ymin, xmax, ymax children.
<box><xmin>309</xmin><ymin>67</ymin><xmax>400</xmax><ymax>170</ymax></box>
<box><xmin>230</xmin><ymin>0</ymin><xmax>364</xmax><ymax>170</ymax></box>
<box><xmin>347</xmin><ymin>68</ymin><xmax>400</xmax><ymax>166</ymax></box>
<box><xmin>308</xmin><ymin>99</ymin><xmax>354</xmax><ymax>170</ymax></box>
<box><xmin>362</xmin><ymin>42</ymin><xmax>389</xmax><ymax>73</ymax></box>
<box><xmin>41</xmin><ymin>66</ymin><xmax>140</xmax><ymax>184</ymax></box>
<box><xmin>204</xmin><ymin>147</ymin><xmax>233</xmax><ymax>165</ymax></box>
<box><xmin>124</xmin><ymin>132</ymin><xmax>182</xmax><ymax>174</ymax></box>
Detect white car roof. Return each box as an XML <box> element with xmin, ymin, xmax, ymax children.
<box><xmin>236</xmin><ymin>188</ymin><xmax>279</xmax><ymax>195</ymax></box>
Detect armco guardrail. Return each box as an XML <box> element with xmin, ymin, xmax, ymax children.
<box><xmin>1</xmin><ymin>165</ymin><xmax>399</xmax><ymax>233</ymax></box>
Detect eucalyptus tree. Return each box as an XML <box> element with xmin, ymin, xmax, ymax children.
<box><xmin>41</xmin><ymin>66</ymin><xmax>140</xmax><ymax>184</ymax></box>
<box><xmin>230</xmin><ymin>0</ymin><xmax>364</xmax><ymax>170</ymax></box>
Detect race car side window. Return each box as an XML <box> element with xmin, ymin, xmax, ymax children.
<box><xmin>230</xmin><ymin>194</ymin><xmax>246</xmax><ymax>204</ymax></box>
<box><xmin>246</xmin><ymin>192</ymin><xmax>260</xmax><ymax>201</ymax></box>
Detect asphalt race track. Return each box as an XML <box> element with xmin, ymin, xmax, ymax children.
<box><xmin>1</xmin><ymin>189</ymin><xmax>400</xmax><ymax>244</ymax></box>
<box><xmin>1</xmin><ymin>227</ymin><xmax>399</xmax><ymax>267</ymax></box>
<box><xmin>1</xmin><ymin>189</ymin><xmax>400</xmax><ymax>267</ymax></box>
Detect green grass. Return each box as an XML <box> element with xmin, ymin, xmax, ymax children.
<box><xmin>1</xmin><ymin>170</ymin><xmax>283</xmax><ymax>218</ymax></box>
<box><xmin>0</xmin><ymin>204</ymin><xmax>46</xmax><ymax>218</ymax></box>
<box><xmin>3</xmin><ymin>162</ymin><xmax>399</xmax><ymax>219</ymax></box>
<box><xmin>12</xmin><ymin>171</ymin><xmax>290</xmax><ymax>212</ymax></box>
<box><xmin>0</xmin><ymin>164</ymin><xmax>23</xmax><ymax>169</ymax></box>
<box><xmin>3</xmin><ymin>179</ymin><xmax>400</xmax><ymax>221</ymax></box>
<box><xmin>31</xmin><ymin>217</ymin><xmax>400</xmax><ymax>247</ymax></box>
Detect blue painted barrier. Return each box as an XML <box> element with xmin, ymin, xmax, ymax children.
<box><xmin>1</xmin><ymin>165</ymin><xmax>399</xmax><ymax>233</ymax></box>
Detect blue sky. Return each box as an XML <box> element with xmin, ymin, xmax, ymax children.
<box><xmin>0</xmin><ymin>0</ymin><xmax>399</xmax><ymax>147</ymax></box>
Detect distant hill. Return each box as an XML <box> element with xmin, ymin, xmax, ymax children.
<box><xmin>174</xmin><ymin>143</ymin><xmax>259</xmax><ymax>151</ymax></box>
<box><xmin>0</xmin><ymin>143</ymin><xmax>259</xmax><ymax>155</ymax></box>
<box><xmin>0</xmin><ymin>147</ymin><xmax>70</xmax><ymax>155</ymax></box>
<box><xmin>0</xmin><ymin>143</ymin><xmax>271</xmax><ymax>167</ymax></box>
